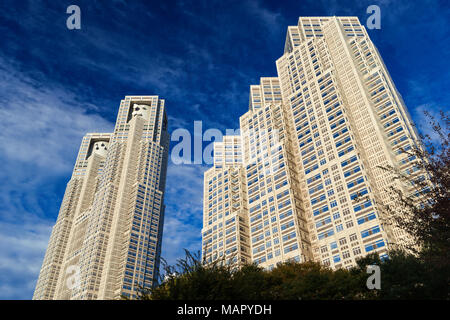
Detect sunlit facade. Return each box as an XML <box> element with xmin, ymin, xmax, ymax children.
<box><xmin>33</xmin><ymin>96</ymin><xmax>169</xmax><ymax>300</ymax></box>
<box><xmin>202</xmin><ymin>17</ymin><xmax>422</xmax><ymax>270</ymax></box>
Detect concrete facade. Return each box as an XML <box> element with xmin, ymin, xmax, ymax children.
<box><xmin>33</xmin><ymin>96</ymin><xmax>169</xmax><ymax>300</ymax></box>
<box><xmin>202</xmin><ymin>17</ymin><xmax>423</xmax><ymax>270</ymax></box>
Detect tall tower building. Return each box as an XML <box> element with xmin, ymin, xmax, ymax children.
<box><xmin>202</xmin><ymin>17</ymin><xmax>423</xmax><ymax>270</ymax></box>
<box><xmin>33</xmin><ymin>96</ymin><xmax>169</xmax><ymax>300</ymax></box>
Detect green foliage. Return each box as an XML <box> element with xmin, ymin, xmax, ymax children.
<box><xmin>264</xmin><ymin>261</ymin><xmax>359</xmax><ymax>300</ymax></box>
<box><xmin>136</xmin><ymin>249</ymin><xmax>448</xmax><ymax>300</ymax></box>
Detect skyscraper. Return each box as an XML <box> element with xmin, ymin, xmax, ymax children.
<box><xmin>33</xmin><ymin>96</ymin><xmax>169</xmax><ymax>300</ymax></box>
<box><xmin>202</xmin><ymin>16</ymin><xmax>423</xmax><ymax>270</ymax></box>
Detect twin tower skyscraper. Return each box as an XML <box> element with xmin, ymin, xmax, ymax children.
<box><xmin>33</xmin><ymin>97</ymin><xmax>169</xmax><ymax>300</ymax></box>
<box><xmin>202</xmin><ymin>17</ymin><xmax>421</xmax><ymax>270</ymax></box>
<box><xmin>35</xmin><ymin>16</ymin><xmax>422</xmax><ymax>299</ymax></box>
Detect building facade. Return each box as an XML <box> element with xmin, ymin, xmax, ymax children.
<box><xmin>202</xmin><ymin>17</ymin><xmax>423</xmax><ymax>270</ymax></box>
<box><xmin>33</xmin><ymin>96</ymin><xmax>169</xmax><ymax>300</ymax></box>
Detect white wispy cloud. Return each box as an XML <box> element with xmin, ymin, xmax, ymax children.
<box><xmin>244</xmin><ymin>0</ymin><xmax>285</xmax><ymax>34</ymax></box>
<box><xmin>161</xmin><ymin>163</ymin><xmax>208</xmax><ymax>265</ymax></box>
<box><xmin>0</xmin><ymin>56</ymin><xmax>114</xmax><ymax>299</ymax></box>
<box><xmin>0</xmin><ymin>57</ymin><xmax>114</xmax><ymax>171</ymax></box>
<box><xmin>0</xmin><ymin>219</ymin><xmax>53</xmax><ymax>300</ymax></box>
<box><xmin>411</xmin><ymin>104</ymin><xmax>447</xmax><ymax>145</ymax></box>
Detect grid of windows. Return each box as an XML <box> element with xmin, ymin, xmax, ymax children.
<box><xmin>202</xmin><ymin>16</ymin><xmax>423</xmax><ymax>272</ymax></box>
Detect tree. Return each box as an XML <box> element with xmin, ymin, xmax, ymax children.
<box><xmin>378</xmin><ymin>111</ymin><xmax>449</xmax><ymax>266</ymax></box>
<box><xmin>133</xmin><ymin>248</ymin><xmax>448</xmax><ymax>300</ymax></box>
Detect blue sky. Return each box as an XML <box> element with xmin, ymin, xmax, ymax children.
<box><xmin>0</xmin><ymin>0</ymin><xmax>448</xmax><ymax>299</ymax></box>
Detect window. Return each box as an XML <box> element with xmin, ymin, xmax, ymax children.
<box><xmin>357</xmin><ymin>212</ymin><xmax>376</xmax><ymax>225</ymax></box>
<box><xmin>318</xmin><ymin>229</ymin><xmax>334</xmax><ymax>240</ymax></box>
<box><xmin>365</xmin><ymin>239</ymin><xmax>385</xmax><ymax>252</ymax></box>
<box><xmin>361</xmin><ymin>225</ymin><xmax>381</xmax><ymax>238</ymax></box>
<box><xmin>353</xmin><ymin>247</ymin><xmax>361</xmax><ymax>255</ymax></box>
